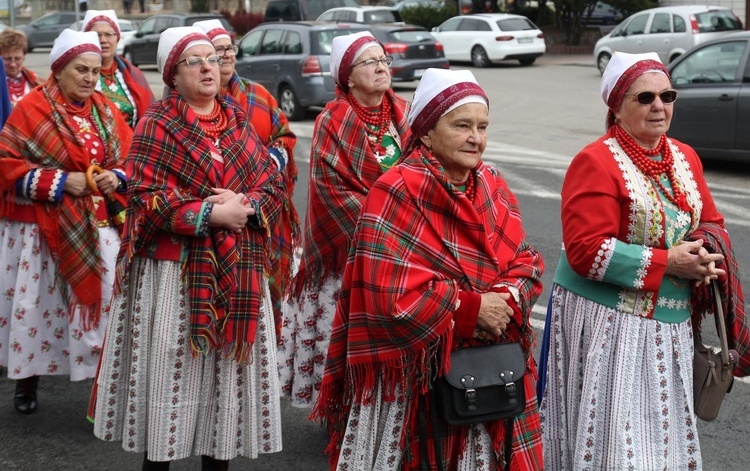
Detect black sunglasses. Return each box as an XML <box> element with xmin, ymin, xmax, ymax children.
<box><xmin>628</xmin><ymin>89</ymin><xmax>678</xmax><ymax>105</ymax></box>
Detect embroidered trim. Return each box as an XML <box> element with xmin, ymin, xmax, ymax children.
<box><xmin>588</xmin><ymin>237</ymin><xmax>615</xmax><ymax>281</ymax></box>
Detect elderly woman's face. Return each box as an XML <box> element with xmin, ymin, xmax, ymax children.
<box><xmin>1</xmin><ymin>47</ymin><xmax>25</xmax><ymax>78</ymax></box>
<box><xmin>212</xmin><ymin>37</ymin><xmax>235</xmax><ymax>87</ymax></box>
<box><xmin>348</xmin><ymin>45</ymin><xmax>391</xmax><ymax>95</ymax></box>
<box><xmin>616</xmin><ymin>72</ymin><xmax>674</xmax><ymax>148</ymax></box>
<box><xmin>423</xmin><ymin>102</ymin><xmax>488</xmax><ymax>184</ymax></box>
<box><xmin>173</xmin><ymin>44</ymin><xmax>220</xmax><ymax>104</ymax></box>
<box><xmin>90</xmin><ymin>22</ymin><xmax>118</xmax><ymax>65</ymax></box>
<box><xmin>55</xmin><ymin>54</ymin><xmax>101</xmax><ymax>102</ymax></box>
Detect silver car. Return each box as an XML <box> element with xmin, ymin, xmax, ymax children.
<box><xmin>594</xmin><ymin>5</ymin><xmax>742</xmax><ymax>74</ymax></box>
<box><xmin>667</xmin><ymin>31</ymin><xmax>750</xmax><ymax>162</ymax></box>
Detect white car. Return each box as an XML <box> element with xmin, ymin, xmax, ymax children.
<box><xmin>69</xmin><ymin>19</ymin><xmax>139</xmax><ymax>56</ymax></box>
<box><xmin>430</xmin><ymin>13</ymin><xmax>545</xmax><ymax>67</ymax></box>
<box><xmin>593</xmin><ymin>5</ymin><xmax>743</xmax><ymax>74</ymax></box>
<box><xmin>316</xmin><ymin>6</ymin><xmax>403</xmax><ymax>24</ymax></box>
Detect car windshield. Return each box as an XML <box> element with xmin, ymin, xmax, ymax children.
<box><xmin>363</xmin><ymin>10</ymin><xmax>400</xmax><ymax>23</ymax></box>
<box><xmin>497</xmin><ymin>18</ymin><xmax>536</xmax><ymax>31</ymax></box>
<box><xmin>694</xmin><ymin>11</ymin><xmax>742</xmax><ymax>33</ymax></box>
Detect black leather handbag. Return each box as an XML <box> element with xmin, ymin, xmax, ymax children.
<box><xmin>436</xmin><ymin>342</ymin><xmax>526</xmax><ymax>426</ymax></box>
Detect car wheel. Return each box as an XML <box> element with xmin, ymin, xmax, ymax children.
<box><xmin>471</xmin><ymin>46</ymin><xmax>490</xmax><ymax>68</ymax></box>
<box><xmin>518</xmin><ymin>57</ymin><xmax>536</xmax><ymax>66</ymax></box>
<box><xmin>124</xmin><ymin>49</ymin><xmax>137</xmax><ymax>66</ymax></box>
<box><xmin>597</xmin><ymin>52</ymin><xmax>611</xmax><ymax>75</ymax></box>
<box><xmin>279</xmin><ymin>85</ymin><xmax>304</xmax><ymax>121</ymax></box>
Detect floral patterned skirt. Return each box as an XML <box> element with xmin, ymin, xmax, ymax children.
<box><xmin>277</xmin><ymin>275</ymin><xmax>340</xmax><ymax>408</ymax></box>
<box><xmin>540</xmin><ymin>285</ymin><xmax>701</xmax><ymax>470</ymax></box>
<box><xmin>0</xmin><ymin>220</ymin><xmax>118</xmax><ymax>381</ymax></box>
<box><xmin>93</xmin><ymin>257</ymin><xmax>282</xmax><ymax>462</ymax></box>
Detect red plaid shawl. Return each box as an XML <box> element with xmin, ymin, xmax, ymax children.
<box><xmin>0</xmin><ymin>77</ymin><xmax>132</xmax><ymax>329</ymax></box>
<box><xmin>114</xmin><ymin>55</ymin><xmax>155</xmax><ymax>124</ymax></box>
<box><xmin>689</xmin><ymin>222</ymin><xmax>749</xmax><ymax>377</ymax></box>
<box><xmin>290</xmin><ymin>87</ymin><xmax>410</xmax><ymax>297</ymax></box>
<box><xmin>312</xmin><ymin>148</ymin><xmax>545</xmax><ymax>469</ymax></box>
<box><xmin>117</xmin><ymin>89</ymin><xmax>284</xmax><ymax>361</ymax></box>
<box><xmin>226</xmin><ymin>74</ymin><xmax>299</xmax><ymax>338</ymax></box>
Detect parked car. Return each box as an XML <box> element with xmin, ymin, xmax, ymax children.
<box><xmin>234</xmin><ymin>21</ymin><xmax>370</xmax><ymax>120</ymax></box>
<box><xmin>367</xmin><ymin>23</ymin><xmax>449</xmax><ymax>82</ymax></box>
<box><xmin>594</xmin><ymin>5</ymin><xmax>743</xmax><ymax>74</ymax></box>
<box><xmin>392</xmin><ymin>0</ymin><xmax>443</xmax><ymax>12</ymax></box>
<box><xmin>16</xmin><ymin>11</ymin><xmax>77</xmax><ymax>51</ymax></box>
<box><xmin>69</xmin><ymin>19</ymin><xmax>138</xmax><ymax>56</ymax></box>
<box><xmin>430</xmin><ymin>13</ymin><xmax>545</xmax><ymax>67</ymax></box>
<box><xmin>316</xmin><ymin>6</ymin><xmax>402</xmax><ymax>24</ymax></box>
<box><xmin>123</xmin><ymin>13</ymin><xmax>234</xmax><ymax>67</ymax></box>
<box><xmin>584</xmin><ymin>1</ymin><xmax>624</xmax><ymax>26</ymax></box>
<box><xmin>667</xmin><ymin>31</ymin><xmax>750</xmax><ymax>162</ymax></box>
<box><xmin>264</xmin><ymin>0</ymin><xmax>360</xmax><ymax>21</ymax></box>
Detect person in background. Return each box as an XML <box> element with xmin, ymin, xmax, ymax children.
<box><xmin>312</xmin><ymin>68</ymin><xmax>545</xmax><ymax>469</ymax></box>
<box><xmin>0</xmin><ymin>30</ymin><xmax>132</xmax><ymax>415</ymax></box>
<box><xmin>277</xmin><ymin>31</ymin><xmax>411</xmax><ymax>408</ymax></box>
<box><xmin>194</xmin><ymin>18</ymin><xmax>299</xmax><ymax>341</ymax></box>
<box><xmin>539</xmin><ymin>51</ymin><xmax>749</xmax><ymax>470</ymax></box>
<box><xmin>92</xmin><ymin>27</ymin><xmax>285</xmax><ymax>470</ymax></box>
<box><xmin>0</xmin><ymin>59</ymin><xmax>10</xmax><ymax>127</ymax></box>
<box><xmin>123</xmin><ymin>0</ymin><xmax>133</xmax><ymax>14</ymax></box>
<box><xmin>0</xmin><ymin>29</ymin><xmax>41</xmax><ymax>106</ymax></box>
<box><xmin>82</xmin><ymin>9</ymin><xmax>155</xmax><ymax>128</ymax></box>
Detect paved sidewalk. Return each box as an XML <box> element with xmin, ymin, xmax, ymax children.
<box><xmin>540</xmin><ymin>53</ymin><xmax>594</xmax><ymax>67</ymax></box>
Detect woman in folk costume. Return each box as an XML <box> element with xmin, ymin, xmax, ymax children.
<box><xmin>278</xmin><ymin>31</ymin><xmax>411</xmax><ymax>407</ymax></box>
<box><xmin>82</xmin><ymin>9</ymin><xmax>155</xmax><ymax>128</ymax></box>
<box><xmin>538</xmin><ymin>52</ymin><xmax>749</xmax><ymax>470</ymax></box>
<box><xmin>0</xmin><ymin>30</ymin><xmax>132</xmax><ymax>414</ymax></box>
<box><xmin>194</xmin><ymin>19</ymin><xmax>299</xmax><ymax>341</ymax></box>
<box><xmin>312</xmin><ymin>68</ymin><xmax>545</xmax><ymax>470</ymax></box>
<box><xmin>92</xmin><ymin>27</ymin><xmax>285</xmax><ymax>470</ymax></box>
<box><xmin>0</xmin><ymin>28</ymin><xmax>41</xmax><ymax>107</ymax></box>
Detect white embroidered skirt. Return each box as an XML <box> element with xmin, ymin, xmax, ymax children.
<box><xmin>277</xmin><ymin>275</ymin><xmax>340</xmax><ymax>408</ymax></box>
<box><xmin>93</xmin><ymin>257</ymin><xmax>282</xmax><ymax>462</ymax></box>
<box><xmin>540</xmin><ymin>285</ymin><xmax>701</xmax><ymax>470</ymax></box>
<box><xmin>0</xmin><ymin>220</ymin><xmax>117</xmax><ymax>381</ymax></box>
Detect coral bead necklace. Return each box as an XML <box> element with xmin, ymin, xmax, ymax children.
<box><xmin>614</xmin><ymin>124</ymin><xmax>688</xmax><ymax>212</ymax></box>
<box><xmin>195</xmin><ymin>99</ymin><xmax>227</xmax><ymax>145</ymax></box>
<box><xmin>348</xmin><ymin>91</ymin><xmax>392</xmax><ymax>157</ymax></box>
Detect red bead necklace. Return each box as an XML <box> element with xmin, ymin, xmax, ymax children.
<box><xmin>195</xmin><ymin>99</ymin><xmax>228</xmax><ymax>143</ymax></box>
<box><xmin>460</xmin><ymin>171</ymin><xmax>477</xmax><ymax>201</ymax></box>
<box><xmin>348</xmin><ymin>91</ymin><xmax>392</xmax><ymax>156</ymax></box>
<box><xmin>614</xmin><ymin>125</ymin><xmax>688</xmax><ymax>211</ymax></box>
<box><xmin>100</xmin><ymin>62</ymin><xmax>118</xmax><ymax>88</ymax></box>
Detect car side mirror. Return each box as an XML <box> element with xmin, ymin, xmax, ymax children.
<box><xmin>235</xmin><ymin>48</ymin><xmax>243</xmax><ymax>58</ymax></box>
<box><xmin>135</xmin><ymin>31</ymin><xmax>144</xmax><ymax>37</ymax></box>
<box><xmin>431</xmin><ymin>27</ymin><xmax>438</xmax><ymax>32</ymax></box>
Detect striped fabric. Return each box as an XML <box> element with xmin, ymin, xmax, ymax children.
<box><xmin>116</xmin><ymin>89</ymin><xmax>284</xmax><ymax>361</ymax></box>
<box><xmin>313</xmin><ymin>147</ymin><xmax>545</xmax><ymax>469</ymax></box>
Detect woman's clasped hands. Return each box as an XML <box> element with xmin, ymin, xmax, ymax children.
<box><xmin>473</xmin><ymin>291</ymin><xmax>514</xmax><ymax>340</ymax></box>
<box><xmin>205</xmin><ymin>188</ymin><xmax>256</xmax><ymax>233</ymax></box>
<box><xmin>667</xmin><ymin>239</ymin><xmax>725</xmax><ymax>286</ymax></box>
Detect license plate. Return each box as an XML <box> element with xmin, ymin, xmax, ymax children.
<box><xmin>518</xmin><ymin>37</ymin><xmax>533</xmax><ymax>43</ymax></box>
<box><xmin>414</xmin><ymin>69</ymin><xmax>426</xmax><ymax>78</ymax></box>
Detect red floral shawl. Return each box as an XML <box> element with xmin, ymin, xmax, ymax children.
<box><xmin>0</xmin><ymin>77</ymin><xmax>132</xmax><ymax>328</ymax></box>
<box><xmin>117</xmin><ymin>89</ymin><xmax>284</xmax><ymax>361</ymax></box>
<box><xmin>226</xmin><ymin>74</ymin><xmax>300</xmax><ymax>338</ymax></box>
<box><xmin>290</xmin><ymin>87</ymin><xmax>410</xmax><ymax>297</ymax></box>
<box><xmin>312</xmin><ymin>148</ymin><xmax>545</xmax><ymax>469</ymax></box>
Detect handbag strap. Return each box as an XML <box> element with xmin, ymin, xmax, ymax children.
<box><xmin>711</xmin><ymin>279</ymin><xmax>731</xmax><ymax>367</ymax></box>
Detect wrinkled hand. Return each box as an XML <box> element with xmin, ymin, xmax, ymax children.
<box><xmin>92</xmin><ymin>170</ymin><xmax>120</xmax><ymax>196</ymax></box>
<box><xmin>667</xmin><ymin>239</ymin><xmax>725</xmax><ymax>286</ymax></box>
<box><xmin>208</xmin><ymin>192</ymin><xmax>255</xmax><ymax>233</ymax></box>
<box><xmin>64</xmin><ymin>172</ymin><xmax>92</xmax><ymax>197</ymax></box>
<box><xmin>474</xmin><ymin>291</ymin><xmax>513</xmax><ymax>339</ymax></box>
<box><xmin>205</xmin><ymin>188</ymin><xmax>257</xmax><ymax>216</ymax></box>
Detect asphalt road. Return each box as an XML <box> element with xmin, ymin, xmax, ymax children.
<box><xmin>1</xmin><ymin>51</ymin><xmax>749</xmax><ymax>470</ymax></box>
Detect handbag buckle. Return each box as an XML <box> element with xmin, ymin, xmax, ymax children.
<box><xmin>500</xmin><ymin>370</ymin><xmax>519</xmax><ymax>407</ymax></box>
<box><xmin>461</xmin><ymin>375</ymin><xmax>477</xmax><ymax>410</ymax></box>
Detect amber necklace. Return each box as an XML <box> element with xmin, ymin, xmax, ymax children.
<box><xmin>348</xmin><ymin>91</ymin><xmax>392</xmax><ymax>157</ymax></box>
<box><xmin>195</xmin><ymin>99</ymin><xmax>228</xmax><ymax>144</ymax></box>
<box><xmin>614</xmin><ymin>125</ymin><xmax>688</xmax><ymax>212</ymax></box>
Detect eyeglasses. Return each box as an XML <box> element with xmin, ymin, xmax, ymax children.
<box><xmin>627</xmin><ymin>89</ymin><xmax>678</xmax><ymax>105</ymax></box>
<box><xmin>176</xmin><ymin>55</ymin><xmax>223</xmax><ymax>69</ymax></box>
<box><xmin>96</xmin><ymin>32</ymin><xmax>118</xmax><ymax>39</ymax></box>
<box><xmin>351</xmin><ymin>56</ymin><xmax>393</xmax><ymax>69</ymax></box>
<box><xmin>215</xmin><ymin>45</ymin><xmax>239</xmax><ymax>56</ymax></box>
